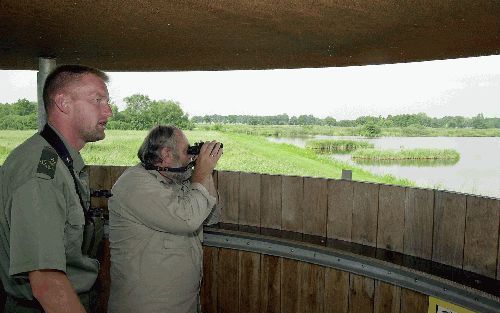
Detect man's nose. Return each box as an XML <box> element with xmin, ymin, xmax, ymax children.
<box><xmin>103</xmin><ymin>103</ymin><xmax>113</xmax><ymax>117</ymax></box>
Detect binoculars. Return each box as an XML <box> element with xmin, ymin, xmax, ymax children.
<box><xmin>187</xmin><ymin>142</ymin><xmax>223</xmax><ymax>155</ymax></box>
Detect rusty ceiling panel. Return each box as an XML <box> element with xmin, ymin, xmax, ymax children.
<box><xmin>0</xmin><ymin>0</ymin><xmax>499</xmax><ymax>71</ymax></box>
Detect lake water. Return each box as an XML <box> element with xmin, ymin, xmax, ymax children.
<box><xmin>267</xmin><ymin>136</ymin><xmax>500</xmax><ymax>199</ymax></box>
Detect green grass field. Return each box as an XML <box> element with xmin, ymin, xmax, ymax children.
<box><xmin>0</xmin><ymin>129</ymin><xmax>413</xmax><ymax>186</ymax></box>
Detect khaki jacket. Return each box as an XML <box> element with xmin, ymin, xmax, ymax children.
<box><xmin>107</xmin><ymin>164</ymin><xmax>220</xmax><ymax>313</ymax></box>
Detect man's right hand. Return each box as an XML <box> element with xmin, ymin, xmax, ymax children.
<box><xmin>191</xmin><ymin>141</ymin><xmax>223</xmax><ymax>185</ymax></box>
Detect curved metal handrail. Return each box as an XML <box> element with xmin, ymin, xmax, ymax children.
<box><xmin>203</xmin><ymin>226</ymin><xmax>500</xmax><ymax>313</ymax></box>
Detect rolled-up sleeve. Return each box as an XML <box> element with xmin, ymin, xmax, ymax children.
<box><xmin>109</xmin><ymin>170</ymin><xmax>217</xmax><ymax>235</ymax></box>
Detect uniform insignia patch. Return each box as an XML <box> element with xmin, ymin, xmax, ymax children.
<box><xmin>36</xmin><ymin>146</ymin><xmax>58</xmax><ymax>179</ymax></box>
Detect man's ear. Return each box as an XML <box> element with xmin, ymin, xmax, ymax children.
<box><xmin>53</xmin><ymin>93</ymin><xmax>71</xmax><ymax>114</ymax></box>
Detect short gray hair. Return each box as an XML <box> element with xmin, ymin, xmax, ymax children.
<box><xmin>138</xmin><ymin>125</ymin><xmax>179</xmax><ymax>166</ymax></box>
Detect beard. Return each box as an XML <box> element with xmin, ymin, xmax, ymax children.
<box><xmin>169</xmin><ymin>160</ymin><xmax>194</xmax><ymax>183</ymax></box>
<box><xmin>179</xmin><ymin>167</ymin><xmax>193</xmax><ymax>183</ymax></box>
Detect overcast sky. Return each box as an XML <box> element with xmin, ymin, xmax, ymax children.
<box><xmin>1</xmin><ymin>55</ymin><xmax>499</xmax><ymax>120</ymax></box>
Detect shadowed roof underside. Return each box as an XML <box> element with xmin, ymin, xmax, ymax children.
<box><xmin>1</xmin><ymin>1</ymin><xmax>499</xmax><ymax>71</ymax></box>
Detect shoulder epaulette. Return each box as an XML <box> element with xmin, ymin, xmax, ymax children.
<box><xmin>36</xmin><ymin>146</ymin><xmax>58</xmax><ymax>179</ymax></box>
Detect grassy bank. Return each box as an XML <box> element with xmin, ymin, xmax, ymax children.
<box><xmin>0</xmin><ymin>130</ymin><xmax>35</xmax><ymax>162</ymax></box>
<box><xmin>306</xmin><ymin>139</ymin><xmax>373</xmax><ymax>153</ymax></box>
<box><xmin>0</xmin><ymin>130</ymin><xmax>413</xmax><ymax>186</ymax></box>
<box><xmin>351</xmin><ymin>148</ymin><xmax>460</xmax><ymax>161</ymax></box>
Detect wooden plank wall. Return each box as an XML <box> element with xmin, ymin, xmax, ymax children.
<box><xmin>214</xmin><ymin>170</ymin><xmax>500</xmax><ymax>280</ymax></box>
<box><xmin>84</xmin><ymin>166</ymin><xmax>500</xmax><ymax>313</ymax></box>
<box><xmin>88</xmin><ymin>165</ymin><xmax>127</xmax><ymax>313</ymax></box>
<box><xmin>86</xmin><ymin>166</ymin><xmax>500</xmax><ymax>280</ymax></box>
<box><xmin>201</xmin><ymin>246</ymin><xmax>429</xmax><ymax>313</ymax></box>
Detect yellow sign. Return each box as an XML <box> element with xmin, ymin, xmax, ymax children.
<box><xmin>428</xmin><ymin>297</ymin><xmax>476</xmax><ymax>313</ymax></box>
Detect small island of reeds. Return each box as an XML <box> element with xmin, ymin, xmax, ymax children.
<box><xmin>306</xmin><ymin>139</ymin><xmax>374</xmax><ymax>153</ymax></box>
<box><xmin>351</xmin><ymin>148</ymin><xmax>460</xmax><ymax>162</ymax></box>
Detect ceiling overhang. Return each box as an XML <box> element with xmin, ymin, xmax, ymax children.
<box><xmin>1</xmin><ymin>1</ymin><xmax>499</xmax><ymax>71</ymax></box>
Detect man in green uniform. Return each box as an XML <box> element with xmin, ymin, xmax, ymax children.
<box><xmin>0</xmin><ymin>65</ymin><xmax>112</xmax><ymax>312</ymax></box>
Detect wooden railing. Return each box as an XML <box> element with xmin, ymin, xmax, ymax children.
<box><xmin>1</xmin><ymin>165</ymin><xmax>499</xmax><ymax>313</ymax></box>
<box><xmin>213</xmin><ymin>170</ymin><xmax>499</xmax><ymax>279</ymax></box>
<box><xmin>91</xmin><ymin>166</ymin><xmax>499</xmax><ymax>313</ymax></box>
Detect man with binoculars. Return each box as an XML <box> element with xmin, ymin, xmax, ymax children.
<box><xmin>107</xmin><ymin>125</ymin><xmax>223</xmax><ymax>313</ymax></box>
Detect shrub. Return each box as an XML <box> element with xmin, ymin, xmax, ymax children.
<box><xmin>361</xmin><ymin>123</ymin><xmax>381</xmax><ymax>137</ymax></box>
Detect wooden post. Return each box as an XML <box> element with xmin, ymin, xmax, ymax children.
<box><xmin>341</xmin><ymin>169</ymin><xmax>352</xmax><ymax>180</ymax></box>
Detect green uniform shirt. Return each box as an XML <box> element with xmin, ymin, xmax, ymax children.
<box><xmin>0</xmin><ymin>127</ymin><xmax>98</xmax><ymax>300</ymax></box>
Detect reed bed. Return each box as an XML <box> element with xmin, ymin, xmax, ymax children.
<box><xmin>351</xmin><ymin>148</ymin><xmax>460</xmax><ymax>161</ymax></box>
<box><xmin>306</xmin><ymin>139</ymin><xmax>374</xmax><ymax>153</ymax></box>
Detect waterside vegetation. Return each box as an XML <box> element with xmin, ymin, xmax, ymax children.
<box><xmin>351</xmin><ymin>148</ymin><xmax>460</xmax><ymax>161</ymax></box>
<box><xmin>198</xmin><ymin>123</ymin><xmax>500</xmax><ymax>137</ymax></box>
<box><xmin>306</xmin><ymin>139</ymin><xmax>374</xmax><ymax>153</ymax></box>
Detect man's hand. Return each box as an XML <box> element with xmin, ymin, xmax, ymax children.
<box><xmin>29</xmin><ymin>270</ymin><xmax>87</xmax><ymax>313</ymax></box>
<box><xmin>191</xmin><ymin>141</ymin><xmax>222</xmax><ymax>186</ymax></box>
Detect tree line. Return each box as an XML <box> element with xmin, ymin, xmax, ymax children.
<box><xmin>1</xmin><ymin>96</ymin><xmax>498</xmax><ymax>130</ymax></box>
<box><xmin>0</xmin><ymin>95</ymin><xmax>193</xmax><ymax>130</ymax></box>
<box><xmin>191</xmin><ymin>112</ymin><xmax>500</xmax><ymax>129</ymax></box>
